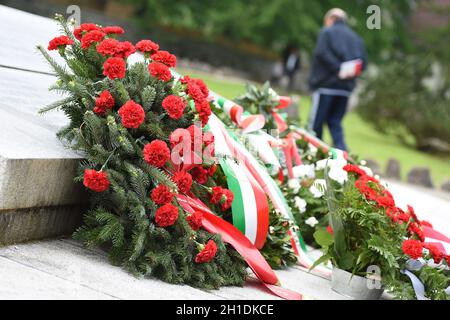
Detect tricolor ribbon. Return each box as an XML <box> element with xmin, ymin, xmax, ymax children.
<box><xmin>271</xmin><ymin>95</ymin><xmax>291</xmax><ymax>133</ymax></box>
<box><xmin>207</xmin><ymin>116</ymin><xmax>270</xmax><ymax>249</ymax></box>
<box><xmin>216</xmin><ymin>97</ymin><xmax>265</xmax><ymax>134</ymax></box>
<box><xmin>176</xmin><ymin>194</ymin><xmax>302</xmax><ymax>300</ymax></box>
<box><xmin>211</xmin><ymin>93</ymin><xmax>332</xmax><ymax>277</ymax></box>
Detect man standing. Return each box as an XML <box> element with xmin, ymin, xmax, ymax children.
<box><xmin>308</xmin><ymin>8</ymin><xmax>367</xmax><ymax>151</ymax></box>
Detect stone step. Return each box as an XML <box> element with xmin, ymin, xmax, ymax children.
<box><xmin>0</xmin><ymin>68</ymin><xmax>84</xmax><ymax>244</ymax></box>
<box><xmin>0</xmin><ymin>5</ymin><xmax>85</xmax><ymax>244</ymax></box>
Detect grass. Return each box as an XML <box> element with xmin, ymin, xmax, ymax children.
<box><xmin>177</xmin><ymin>67</ymin><xmax>450</xmax><ymax>187</ymax></box>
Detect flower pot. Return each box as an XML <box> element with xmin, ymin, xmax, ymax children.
<box><xmin>331</xmin><ymin>268</ymin><xmax>384</xmax><ymax>300</ymax></box>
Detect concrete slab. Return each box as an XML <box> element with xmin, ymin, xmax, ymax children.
<box><xmin>0</xmin><ymin>68</ymin><xmax>84</xmax><ymax>210</ymax></box>
<box><xmin>0</xmin><ymin>67</ymin><xmax>84</xmax><ymax>244</ymax></box>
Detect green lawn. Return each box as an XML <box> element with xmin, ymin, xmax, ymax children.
<box><xmin>177</xmin><ymin>67</ymin><xmax>450</xmax><ymax>187</ymax></box>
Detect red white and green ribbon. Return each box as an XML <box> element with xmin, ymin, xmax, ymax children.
<box><xmin>207</xmin><ymin>115</ymin><xmax>270</xmax><ymax>249</ymax></box>
<box><xmin>176</xmin><ymin>194</ymin><xmax>303</xmax><ymax>300</ymax></box>
<box><xmin>212</xmin><ymin>93</ymin><xmax>333</xmax><ymax>277</ymax></box>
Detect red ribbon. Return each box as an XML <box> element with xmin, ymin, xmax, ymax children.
<box><xmin>176</xmin><ymin>194</ymin><xmax>303</xmax><ymax>300</ymax></box>
<box><xmin>270</xmin><ymin>96</ymin><xmax>291</xmax><ymax>133</ymax></box>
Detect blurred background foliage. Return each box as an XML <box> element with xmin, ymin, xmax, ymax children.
<box><xmin>1</xmin><ymin>0</ymin><xmax>448</xmax><ymax>182</ymax></box>
<box><xmin>126</xmin><ymin>0</ymin><xmax>415</xmax><ymax>61</ymax></box>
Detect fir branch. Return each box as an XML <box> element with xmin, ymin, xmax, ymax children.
<box><xmin>39</xmin><ymin>96</ymin><xmax>74</xmax><ymax>114</ymax></box>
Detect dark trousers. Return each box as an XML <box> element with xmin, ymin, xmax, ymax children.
<box><xmin>308</xmin><ymin>89</ymin><xmax>349</xmax><ymax>151</ymax></box>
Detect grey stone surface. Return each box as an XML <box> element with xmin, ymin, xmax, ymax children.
<box><xmin>0</xmin><ymin>205</ymin><xmax>82</xmax><ymax>245</ymax></box>
<box><xmin>0</xmin><ymin>6</ymin><xmax>84</xmax><ymax>243</ymax></box>
<box><xmin>0</xmin><ymin>68</ymin><xmax>85</xmax><ymax>211</ymax></box>
<box><xmin>0</xmin><ymin>238</ymin><xmax>354</xmax><ymax>300</ymax></box>
<box><xmin>0</xmin><ymin>4</ymin><xmax>62</xmax><ymax>73</ymax></box>
<box><xmin>385</xmin><ymin>158</ymin><xmax>401</xmax><ymax>180</ymax></box>
<box><xmin>407</xmin><ymin>167</ymin><xmax>434</xmax><ymax>188</ymax></box>
<box><xmin>441</xmin><ymin>180</ymin><xmax>450</xmax><ymax>193</ymax></box>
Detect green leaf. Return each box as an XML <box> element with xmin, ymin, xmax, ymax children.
<box><xmin>313</xmin><ymin>228</ymin><xmax>334</xmax><ymax>247</ymax></box>
<box><xmin>310</xmin><ymin>254</ymin><xmax>331</xmax><ymax>271</ymax></box>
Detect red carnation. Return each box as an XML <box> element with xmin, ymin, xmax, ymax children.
<box><xmin>221</xmin><ymin>189</ymin><xmax>234</xmax><ymax>211</ymax></box>
<box><xmin>407</xmin><ymin>205</ymin><xmax>419</xmax><ymax>222</ymax></box>
<box><xmin>203</xmin><ymin>131</ymin><xmax>214</xmax><ymax>146</ymax></box>
<box><xmin>186</xmin><ymin>211</ymin><xmax>203</xmax><ymax>231</ymax></box>
<box><xmin>402</xmin><ymin>239</ymin><xmax>423</xmax><ymax>260</ymax></box>
<box><xmin>187</xmin><ymin>125</ymin><xmax>203</xmax><ymax>149</ymax></box>
<box><xmin>150</xmin><ymin>50</ymin><xmax>176</xmax><ymax>67</ymax></box>
<box><xmin>195</xmin><ymin>240</ymin><xmax>218</xmax><ymax>263</ymax></box>
<box><xmin>375</xmin><ymin>195</ymin><xmax>395</xmax><ymax>209</ymax></box>
<box><xmin>408</xmin><ymin>222</ymin><xmax>425</xmax><ymax>242</ymax></box>
<box><xmin>326</xmin><ymin>225</ymin><xmax>334</xmax><ymax>235</ymax></box>
<box><xmin>210</xmin><ymin>186</ymin><xmax>225</xmax><ymax>204</ymax></box>
<box><xmin>135</xmin><ymin>39</ymin><xmax>159</xmax><ymax>54</ymax></box>
<box><xmin>172</xmin><ymin>171</ymin><xmax>192</xmax><ymax>194</ymax></box>
<box><xmin>423</xmin><ymin>243</ymin><xmax>444</xmax><ymax>264</ymax></box>
<box><xmin>83</xmin><ymin>169</ymin><xmax>110</xmax><ymax>192</ymax></box>
<box><xmin>118</xmin><ymin>100</ymin><xmax>145</xmax><ymax>129</ymax></box>
<box><xmin>155</xmin><ymin>203</ymin><xmax>179</xmax><ymax>227</ymax></box>
<box><xmin>343</xmin><ymin>164</ymin><xmax>367</xmax><ymax>176</ymax></box>
<box><xmin>191</xmin><ymin>166</ymin><xmax>209</xmax><ymax>184</ymax></box>
<box><xmin>186</xmin><ymin>81</ymin><xmax>205</xmax><ymax>103</ymax></box>
<box><xmin>208</xmin><ymin>164</ymin><xmax>217</xmax><ymax>176</ymax></box>
<box><xmin>103</xmin><ymin>57</ymin><xmax>126</xmax><ymax>80</ymax></box>
<box><xmin>191</xmin><ymin>78</ymin><xmax>209</xmax><ymax>99</ymax></box>
<box><xmin>74</xmin><ymin>23</ymin><xmax>99</xmax><ymax>40</ymax></box>
<box><xmin>195</xmin><ymin>99</ymin><xmax>212</xmax><ymax>126</ymax></box>
<box><xmin>169</xmin><ymin>128</ymin><xmax>190</xmax><ymax>156</ymax></box>
<box><xmin>96</xmin><ymin>38</ymin><xmax>120</xmax><ymax>56</ymax></box>
<box><xmin>151</xmin><ymin>184</ymin><xmax>174</xmax><ymax>205</ymax></box>
<box><xmin>143</xmin><ymin>140</ymin><xmax>170</xmax><ymax>168</ymax></box>
<box><xmin>102</xmin><ymin>26</ymin><xmax>125</xmax><ymax>35</ymax></box>
<box><xmin>115</xmin><ymin>41</ymin><xmax>136</xmax><ymax>59</ymax></box>
<box><xmin>162</xmin><ymin>95</ymin><xmax>186</xmax><ymax>119</ymax></box>
<box><xmin>210</xmin><ymin>186</ymin><xmax>233</xmax><ymax>210</ymax></box>
<box><xmin>48</xmin><ymin>35</ymin><xmax>74</xmax><ymax>51</ymax></box>
<box><xmin>94</xmin><ymin>90</ymin><xmax>115</xmax><ymax>115</ymax></box>
<box><xmin>81</xmin><ymin>30</ymin><xmax>106</xmax><ymax>49</ymax></box>
<box><xmin>446</xmin><ymin>255</ymin><xmax>450</xmax><ymax>265</ymax></box>
<box><xmin>148</xmin><ymin>62</ymin><xmax>172</xmax><ymax>82</ymax></box>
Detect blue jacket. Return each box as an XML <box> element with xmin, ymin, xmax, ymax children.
<box><xmin>308</xmin><ymin>21</ymin><xmax>367</xmax><ymax>92</ymax></box>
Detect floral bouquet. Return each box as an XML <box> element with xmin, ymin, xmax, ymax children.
<box><xmin>39</xmin><ymin>16</ymin><xmax>248</xmax><ymax>289</ymax></box>
<box><xmin>314</xmin><ymin>164</ymin><xmax>450</xmax><ymax>299</ymax></box>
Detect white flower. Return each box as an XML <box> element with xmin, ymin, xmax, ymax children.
<box><xmin>293</xmin><ymin>164</ymin><xmax>315</xmax><ymax>179</ymax></box>
<box><xmin>310</xmin><ymin>179</ymin><xmax>326</xmax><ymax>198</ymax></box>
<box><xmin>294</xmin><ymin>196</ymin><xmax>307</xmax><ymax>213</ymax></box>
<box><xmin>315</xmin><ymin>159</ymin><xmax>328</xmax><ymax>170</ymax></box>
<box><xmin>288</xmin><ymin>179</ymin><xmax>301</xmax><ymax>193</ymax></box>
<box><xmin>305</xmin><ymin>216</ymin><xmax>319</xmax><ymax>227</ymax></box>
<box><xmin>308</xmin><ymin>144</ymin><xmax>318</xmax><ymax>156</ymax></box>
<box><xmin>359</xmin><ymin>166</ymin><xmax>373</xmax><ymax>177</ymax></box>
<box><xmin>327</xmin><ymin>158</ymin><xmax>348</xmax><ymax>184</ymax></box>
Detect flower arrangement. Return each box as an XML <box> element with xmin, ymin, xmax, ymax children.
<box><xmin>38</xmin><ymin>16</ymin><xmax>247</xmax><ymax>289</ymax></box>
<box><xmin>313</xmin><ymin>164</ymin><xmax>450</xmax><ymax>299</ymax></box>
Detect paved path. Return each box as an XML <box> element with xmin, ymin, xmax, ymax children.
<box><xmin>0</xmin><ymin>239</ymin><xmax>347</xmax><ymax>300</ymax></box>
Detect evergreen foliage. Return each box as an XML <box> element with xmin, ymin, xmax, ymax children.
<box><xmin>40</xmin><ymin>15</ymin><xmax>246</xmax><ymax>289</ymax></box>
